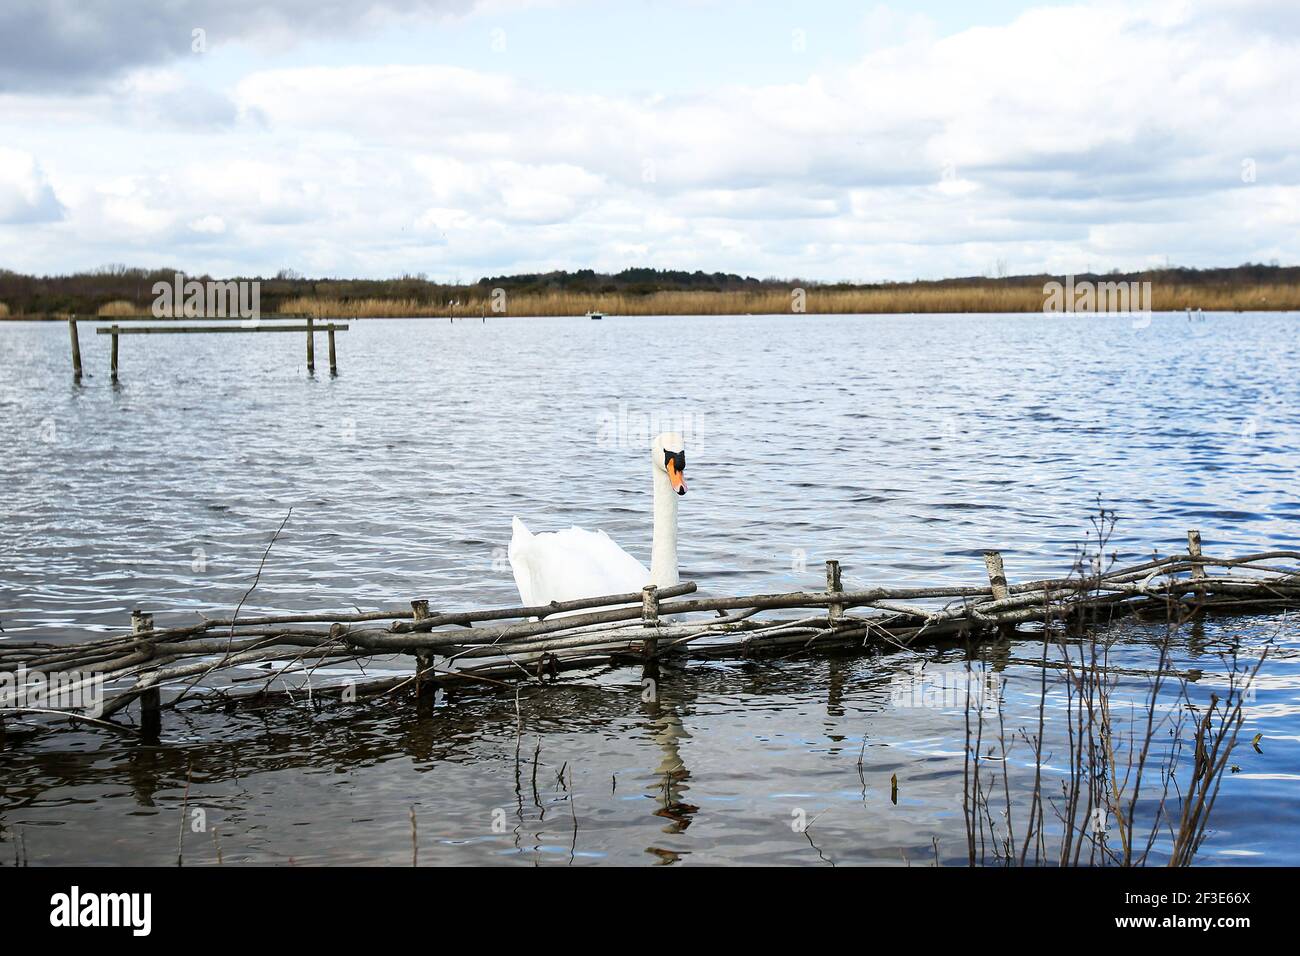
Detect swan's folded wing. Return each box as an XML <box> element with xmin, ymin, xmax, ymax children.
<box><xmin>554</xmin><ymin>527</ymin><xmax>651</xmax><ymax>594</ymax></box>
<box><xmin>508</xmin><ymin>517</ymin><xmax>541</xmax><ymax>608</ymax></box>
<box><xmin>509</xmin><ymin>525</ymin><xmax>650</xmax><ymax>610</ymax></box>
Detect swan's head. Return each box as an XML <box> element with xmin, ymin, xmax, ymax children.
<box><xmin>652</xmin><ymin>431</ymin><xmax>687</xmax><ymax>497</ymax></box>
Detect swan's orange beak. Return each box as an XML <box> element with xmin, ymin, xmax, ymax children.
<box><xmin>667</xmin><ymin>457</ymin><xmax>687</xmax><ymax>496</ymax></box>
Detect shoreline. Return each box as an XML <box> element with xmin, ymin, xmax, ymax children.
<box><xmin>5</xmin><ymin>267</ymin><xmax>1298</xmax><ymax>320</ymax></box>
<box><xmin>4</xmin><ymin>306</ymin><xmax>1298</xmax><ymax>321</ymax></box>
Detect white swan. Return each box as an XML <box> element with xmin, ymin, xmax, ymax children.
<box><xmin>508</xmin><ymin>432</ymin><xmax>687</xmax><ymax>607</ymax></box>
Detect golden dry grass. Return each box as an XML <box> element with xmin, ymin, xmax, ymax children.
<box><xmin>97</xmin><ymin>300</ymin><xmax>141</xmax><ymax>316</ymax></box>
<box><xmin>1156</xmin><ymin>283</ymin><xmax>1300</xmax><ymax>311</ymax></box>
<box><xmin>0</xmin><ymin>301</ymin><xmax>9</xmax><ymax>318</ymax></box>
<box><xmin>279</xmin><ymin>282</ymin><xmax>1300</xmax><ymax>317</ymax></box>
<box><xmin>279</xmin><ymin>296</ymin><xmax>438</xmax><ymax>317</ymax></box>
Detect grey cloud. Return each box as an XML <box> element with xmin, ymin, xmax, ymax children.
<box><xmin>0</xmin><ymin>0</ymin><xmax>480</xmax><ymax>92</ymax></box>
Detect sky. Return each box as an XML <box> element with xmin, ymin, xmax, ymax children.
<box><xmin>0</xmin><ymin>0</ymin><xmax>1297</xmax><ymax>282</ymax></box>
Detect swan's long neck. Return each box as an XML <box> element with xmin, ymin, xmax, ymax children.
<box><xmin>649</xmin><ymin>467</ymin><xmax>679</xmax><ymax>588</ymax></box>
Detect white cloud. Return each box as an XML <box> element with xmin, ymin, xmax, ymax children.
<box><xmin>0</xmin><ymin>147</ymin><xmax>63</xmax><ymax>223</ymax></box>
<box><xmin>0</xmin><ymin>0</ymin><xmax>1296</xmax><ymax>279</ymax></box>
<box><xmin>189</xmin><ymin>214</ymin><xmax>227</xmax><ymax>234</ymax></box>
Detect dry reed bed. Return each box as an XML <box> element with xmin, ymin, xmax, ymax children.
<box><xmin>96</xmin><ymin>299</ymin><xmax>140</xmax><ymax>316</ymax></box>
<box><xmin>276</xmin><ymin>283</ymin><xmax>1300</xmax><ymax>317</ymax></box>
<box><xmin>2</xmin><ymin>541</ymin><xmax>1297</xmax><ymax>739</ymax></box>
<box><xmin>7</xmin><ymin>285</ymin><xmax>1299</xmax><ymax>320</ymax></box>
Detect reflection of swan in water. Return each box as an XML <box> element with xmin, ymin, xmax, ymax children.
<box><xmin>642</xmin><ymin>691</ymin><xmax>698</xmax><ymax>861</ymax></box>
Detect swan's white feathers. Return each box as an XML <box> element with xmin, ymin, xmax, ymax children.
<box><xmin>509</xmin><ymin>516</ymin><xmax>650</xmax><ymax>609</ymax></box>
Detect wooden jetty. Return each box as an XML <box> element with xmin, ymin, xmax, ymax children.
<box><xmin>1</xmin><ymin>532</ymin><xmax>1297</xmax><ymax>740</ymax></box>
<box><xmin>66</xmin><ymin>315</ymin><xmax>348</xmax><ymax>380</ymax></box>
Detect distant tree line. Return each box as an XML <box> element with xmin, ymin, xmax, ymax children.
<box><xmin>0</xmin><ymin>262</ymin><xmax>1296</xmax><ymax>316</ymax></box>
<box><xmin>474</xmin><ymin>267</ymin><xmax>775</xmax><ymax>295</ymax></box>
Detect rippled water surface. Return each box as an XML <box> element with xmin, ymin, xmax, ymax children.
<box><xmin>1</xmin><ymin>313</ymin><xmax>1297</xmax><ymax>865</ymax></box>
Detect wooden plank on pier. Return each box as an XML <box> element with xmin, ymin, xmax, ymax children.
<box><xmin>94</xmin><ymin>324</ymin><xmax>348</xmax><ymax>334</ymax></box>
<box><xmin>93</xmin><ymin>321</ymin><xmax>347</xmax><ymax>380</ymax></box>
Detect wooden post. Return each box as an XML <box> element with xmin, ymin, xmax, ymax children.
<box><xmin>68</xmin><ymin>316</ymin><xmax>83</xmax><ymax>379</ymax></box>
<box><xmin>132</xmin><ymin>609</ymin><xmax>160</xmax><ymax>737</ymax></box>
<box><xmin>983</xmin><ymin>550</ymin><xmax>1014</xmax><ymax>637</ymax></box>
<box><xmin>306</xmin><ymin>316</ymin><xmax>315</xmax><ymax>373</ymax></box>
<box><xmin>983</xmin><ymin>551</ymin><xmax>1009</xmax><ymax>601</ymax></box>
<box><xmin>411</xmin><ymin>600</ymin><xmax>436</xmax><ymax>707</ymax></box>
<box><xmin>826</xmin><ymin>560</ymin><xmax>843</xmax><ymax>625</ymax></box>
<box><xmin>328</xmin><ymin>325</ymin><xmax>337</xmax><ymax>375</ymax></box>
<box><xmin>1187</xmin><ymin>530</ymin><xmax>1206</xmax><ymax>605</ymax></box>
<box><xmin>641</xmin><ymin>584</ymin><xmax>659</xmax><ymax>671</ymax></box>
<box><xmin>1187</xmin><ymin>530</ymin><xmax>1205</xmax><ymax>581</ymax></box>
<box><xmin>110</xmin><ymin>325</ymin><xmax>119</xmax><ymax>382</ymax></box>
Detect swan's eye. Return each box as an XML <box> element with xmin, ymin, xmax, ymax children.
<box><xmin>664</xmin><ymin>450</ymin><xmax>685</xmax><ymax>472</ymax></box>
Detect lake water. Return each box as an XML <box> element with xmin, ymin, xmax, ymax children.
<box><xmin>1</xmin><ymin>313</ymin><xmax>1297</xmax><ymax>865</ymax></box>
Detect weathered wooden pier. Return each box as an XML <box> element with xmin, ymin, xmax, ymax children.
<box><xmin>1</xmin><ymin>532</ymin><xmax>1296</xmax><ymax>742</ymax></box>
<box><xmin>65</xmin><ymin>315</ymin><xmax>348</xmax><ymax>380</ymax></box>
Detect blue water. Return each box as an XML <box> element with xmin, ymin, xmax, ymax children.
<box><xmin>0</xmin><ymin>312</ymin><xmax>1296</xmax><ymax>865</ymax></box>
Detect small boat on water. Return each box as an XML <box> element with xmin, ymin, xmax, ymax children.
<box><xmin>587</xmin><ymin>311</ymin><xmax>605</xmax><ymax>320</ymax></box>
